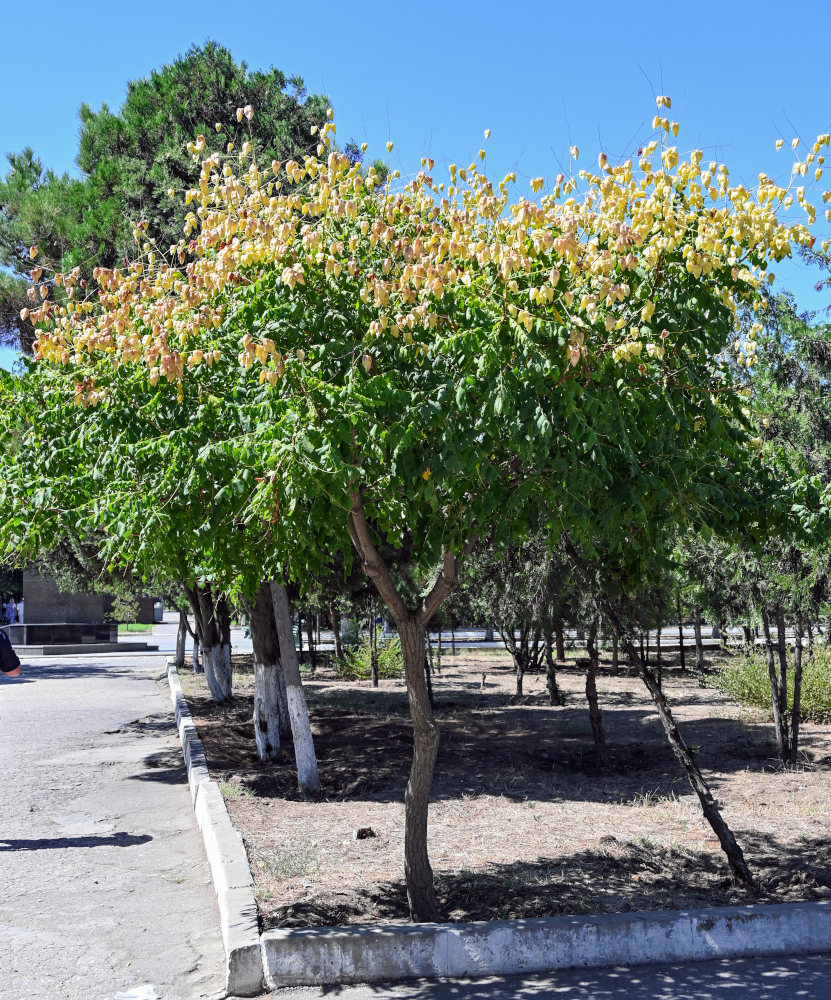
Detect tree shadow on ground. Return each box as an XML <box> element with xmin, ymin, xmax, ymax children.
<box><xmin>187</xmin><ymin>677</ymin><xmax>813</xmax><ymax>807</ymax></box>
<box><xmin>310</xmin><ymin>954</ymin><xmax>830</xmax><ymax>1000</ymax></box>
<box><xmin>0</xmin><ymin>832</ymin><xmax>152</xmax><ymax>851</ymax></box>
<box><xmin>262</xmin><ymin>830</ymin><xmax>831</xmax><ymax>930</ymax></box>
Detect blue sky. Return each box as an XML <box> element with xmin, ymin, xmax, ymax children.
<box><xmin>2</xmin><ymin>0</ymin><xmax>830</xmax><ymax>370</ymax></box>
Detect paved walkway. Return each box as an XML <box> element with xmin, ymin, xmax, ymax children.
<box><xmin>0</xmin><ymin>653</ymin><xmax>225</xmax><ymax>1000</ymax></box>
<box><xmin>260</xmin><ymin>953</ymin><xmax>830</xmax><ymax>1000</ymax></box>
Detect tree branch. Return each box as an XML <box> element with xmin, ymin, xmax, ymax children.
<box><xmin>347</xmin><ymin>489</ymin><xmax>410</xmax><ymax>624</ymax></box>
<box><xmin>420</xmin><ymin>531</ymin><xmax>478</xmax><ymax>624</ymax></box>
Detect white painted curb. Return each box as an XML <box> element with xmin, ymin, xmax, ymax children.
<box><xmin>166</xmin><ymin>659</ymin><xmax>264</xmax><ymax>997</ymax></box>
<box><xmin>260</xmin><ymin>900</ymin><xmax>831</xmax><ymax>988</ymax></box>
<box><xmin>167</xmin><ymin>659</ymin><xmax>831</xmax><ymax>992</ymax></box>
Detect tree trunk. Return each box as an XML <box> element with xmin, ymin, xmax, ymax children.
<box><xmin>400</xmin><ymin>619</ymin><xmax>440</xmax><ymax>922</ymax></box>
<box><xmin>761</xmin><ymin>607</ymin><xmax>788</xmax><ymax>761</ymax></box>
<box><xmin>371</xmin><ymin>601</ymin><xmax>379</xmax><ymax>688</ymax></box>
<box><xmin>775</xmin><ymin>604</ymin><xmax>790</xmax><ymax>758</ymax></box>
<box><xmin>330</xmin><ymin>602</ymin><xmax>344</xmax><ymax>660</ymax></box>
<box><xmin>305</xmin><ymin>615</ymin><xmax>316</xmax><ymax>673</ymax></box>
<box><xmin>676</xmin><ymin>594</ymin><xmax>686</xmax><ymax>672</ymax></box>
<box><xmin>563</xmin><ymin>541</ymin><xmax>754</xmax><ymax>887</ymax></box>
<box><xmin>423</xmin><ymin>642</ymin><xmax>435</xmax><ymax>710</ymax></box>
<box><xmin>436</xmin><ymin>625</ymin><xmax>442</xmax><ymax>674</ymax></box>
<box><xmin>655</xmin><ymin>621</ymin><xmax>663</xmax><ymax>691</ymax></box>
<box><xmin>192</xmin><ymin>633</ymin><xmax>202</xmax><ymax>674</ymax></box>
<box><xmin>544</xmin><ymin>630</ymin><xmax>561</xmax><ymax>706</ymax></box>
<box><xmin>451</xmin><ymin>626</ymin><xmax>456</xmax><ymax>657</ymax></box>
<box><xmin>611</xmin><ymin>630</ymin><xmax>619</xmax><ymax>674</ymax></box>
<box><xmin>485</xmin><ymin>623</ymin><xmax>494</xmax><ymax>642</ymax></box>
<box><xmin>585</xmin><ymin>621</ymin><xmax>607</xmax><ymax>766</ymax></box>
<box><xmin>514</xmin><ymin>649</ymin><xmax>525</xmax><ymax>697</ymax></box>
<box><xmin>742</xmin><ymin>625</ymin><xmax>753</xmax><ymax>655</ymax></box>
<box><xmin>270</xmin><ymin>582</ymin><xmax>321</xmax><ymax>795</ymax></box>
<box><xmin>195</xmin><ymin>588</ymin><xmax>232</xmax><ymax>704</ymax></box>
<box><xmin>555</xmin><ymin>624</ymin><xmax>565</xmax><ymax>661</ymax></box>
<box><xmin>175</xmin><ymin>609</ymin><xmax>188</xmax><ymax>670</ymax></box>
<box><xmin>249</xmin><ymin>582</ymin><xmax>286</xmax><ymax>762</ymax></box>
<box><xmin>693</xmin><ymin>607</ymin><xmax>705</xmax><ymax>682</ymax></box>
<box><xmin>806</xmin><ymin>619</ymin><xmax>814</xmax><ymax>656</ymax></box>
<box><xmin>790</xmin><ymin>613</ymin><xmax>804</xmax><ymax>767</ymax></box>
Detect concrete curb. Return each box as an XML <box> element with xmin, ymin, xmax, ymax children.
<box><xmin>166</xmin><ymin>659</ymin><xmax>831</xmax><ymax>992</ymax></box>
<box><xmin>260</xmin><ymin>900</ymin><xmax>831</xmax><ymax>988</ymax></box>
<box><xmin>166</xmin><ymin>659</ymin><xmax>264</xmax><ymax>997</ymax></box>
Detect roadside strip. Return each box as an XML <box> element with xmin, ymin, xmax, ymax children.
<box><xmin>166</xmin><ymin>660</ymin><xmax>831</xmax><ymax>993</ymax></box>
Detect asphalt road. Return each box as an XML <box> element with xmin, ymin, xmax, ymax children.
<box><xmin>0</xmin><ymin>653</ymin><xmax>226</xmax><ymax>1000</ymax></box>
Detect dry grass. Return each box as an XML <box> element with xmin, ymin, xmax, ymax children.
<box><xmin>180</xmin><ymin>645</ymin><xmax>831</xmax><ymax>928</ymax></box>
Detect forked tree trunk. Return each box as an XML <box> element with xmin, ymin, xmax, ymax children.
<box><xmin>585</xmin><ymin>621</ymin><xmax>607</xmax><ymax>766</ymax></box>
<box><xmin>564</xmin><ymin>541</ymin><xmax>754</xmax><ymax>886</ymax></box>
<box><xmin>761</xmin><ymin>607</ymin><xmax>789</xmax><ymax>762</ymax></box>
<box><xmin>790</xmin><ymin>613</ymin><xmax>804</xmax><ymax>767</ymax></box>
<box><xmin>250</xmin><ymin>582</ymin><xmax>286</xmax><ymax>762</ymax></box>
<box><xmin>270</xmin><ymin>582</ymin><xmax>321</xmax><ymax>795</ymax></box>
<box><xmin>175</xmin><ymin>609</ymin><xmax>188</xmax><ymax>669</ymax></box>
<box><xmin>400</xmin><ymin>619</ymin><xmax>440</xmax><ymax>923</ymax></box>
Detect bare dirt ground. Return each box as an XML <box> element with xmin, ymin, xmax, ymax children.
<box><xmin>180</xmin><ymin>646</ymin><xmax>831</xmax><ymax>930</ymax></box>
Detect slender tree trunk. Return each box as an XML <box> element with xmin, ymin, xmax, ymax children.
<box><xmin>742</xmin><ymin>625</ymin><xmax>753</xmax><ymax>655</ymax></box>
<box><xmin>514</xmin><ymin>645</ymin><xmax>525</xmax><ymax>696</ymax></box>
<box><xmin>485</xmin><ymin>623</ymin><xmax>494</xmax><ymax>642</ymax></box>
<box><xmin>761</xmin><ymin>607</ymin><xmax>789</xmax><ymax>762</ymax></box>
<box><xmin>451</xmin><ymin>625</ymin><xmax>456</xmax><ymax>657</ymax></box>
<box><xmin>270</xmin><ymin>582</ymin><xmax>321</xmax><ymax>795</ymax></box>
<box><xmin>330</xmin><ymin>602</ymin><xmax>344</xmax><ymax>660</ymax></box>
<box><xmin>655</xmin><ymin>621</ymin><xmax>663</xmax><ymax>691</ymax></box>
<box><xmin>304</xmin><ymin>615</ymin><xmax>316</xmax><ymax>673</ymax></box>
<box><xmin>400</xmin><ymin>619</ymin><xmax>440</xmax><ymax>922</ymax></box>
<box><xmin>192</xmin><ymin>633</ymin><xmax>202</xmax><ymax>673</ymax></box>
<box><xmin>555</xmin><ymin>624</ymin><xmax>565</xmax><ymax>661</ymax></box>
<box><xmin>436</xmin><ymin>624</ymin><xmax>442</xmax><ymax>674</ymax></box>
<box><xmin>216</xmin><ymin>593</ymin><xmax>233</xmax><ymax>694</ymax></box>
<box><xmin>676</xmin><ymin>594</ymin><xmax>687</xmax><ymax>672</ymax></box>
<box><xmin>693</xmin><ymin>607</ymin><xmax>706</xmax><ymax>683</ymax></box>
<box><xmin>585</xmin><ymin>621</ymin><xmax>607</xmax><ymax>766</ymax></box>
<box><xmin>806</xmin><ymin>619</ymin><xmax>814</xmax><ymax>656</ymax></box>
<box><xmin>250</xmin><ymin>582</ymin><xmax>284</xmax><ymax>762</ymax></box>
<box><xmin>563</xmin><ymin>541</ymin><xmax>754</xmax><ymax>887</ymax></box>
<box><xmin>775</xmin><ymin>604</ymin><xmax>790</xmax><ymax>750</ymax></box>
<box><xmin>371</xmin><ymin>600</ymin><xmax>379</xmax><ymax>688</ymax></box>
<box><xmin>544</xmin><ymin>630</ymin><xmax>561</xmax><ymax>705</ymax></box>
<box><xmin>790</xmin><ymin>613</ymin><xmax>804</xmax><ymax>767</ymax></box>
<box><xmin>611</xmin><ymin>631</ymin><xmax>619</xmax><ymax>674</ymax></box>
<box><xmin>175</xmin><ymin>609</ymin><xmax>188</xmax><ymax>669</ymax></box>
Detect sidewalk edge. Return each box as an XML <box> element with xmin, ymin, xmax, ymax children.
<box><xmin>166</xmin><ymin>658</ymin><xmax>264</xmax><ymax>998</ymax></box>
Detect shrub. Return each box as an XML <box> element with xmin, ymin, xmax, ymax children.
<box><xmin>715</xmin><ymin>648</ymin><xmax>831</xmax><ymax>723</ymax></box>
<box><xmin>335</xmin><ymin>630</ymin><xmax>404</xmax><ymax>681</ymax></box>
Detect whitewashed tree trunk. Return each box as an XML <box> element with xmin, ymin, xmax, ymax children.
<box><xmin>269</xmin><ymin>581</ymin><xmax>321</xmax><ymax>794</ymax></box>
<box><xmin>196</xmin><ymin>588</ymin><xmax>233</xmax><ymax>704</ymax></box>
<box><xmin>250</xmin><ymin>582</ymin><xmax>285</xmax><ymax>761</ymax></box>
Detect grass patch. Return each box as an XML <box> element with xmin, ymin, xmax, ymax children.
<box><xmin>715</xmin><ymin>647</ymin><xmax>831</xmax><ymax>723</ymax></box>
<box><xmin>118</xmin><ymin>623</ymin><xmax>154</xmax><ymax>633</ymax></box>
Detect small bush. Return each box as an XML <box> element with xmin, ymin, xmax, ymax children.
<box><xmin>335</xmin><ymin>630</ymin><xmax>404</xmax><ymax>681</ymax></box>
<box><xmin>715</xmin><ymin>648</ymin><xmax>831</xmax><ymax>723</ymax></box>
